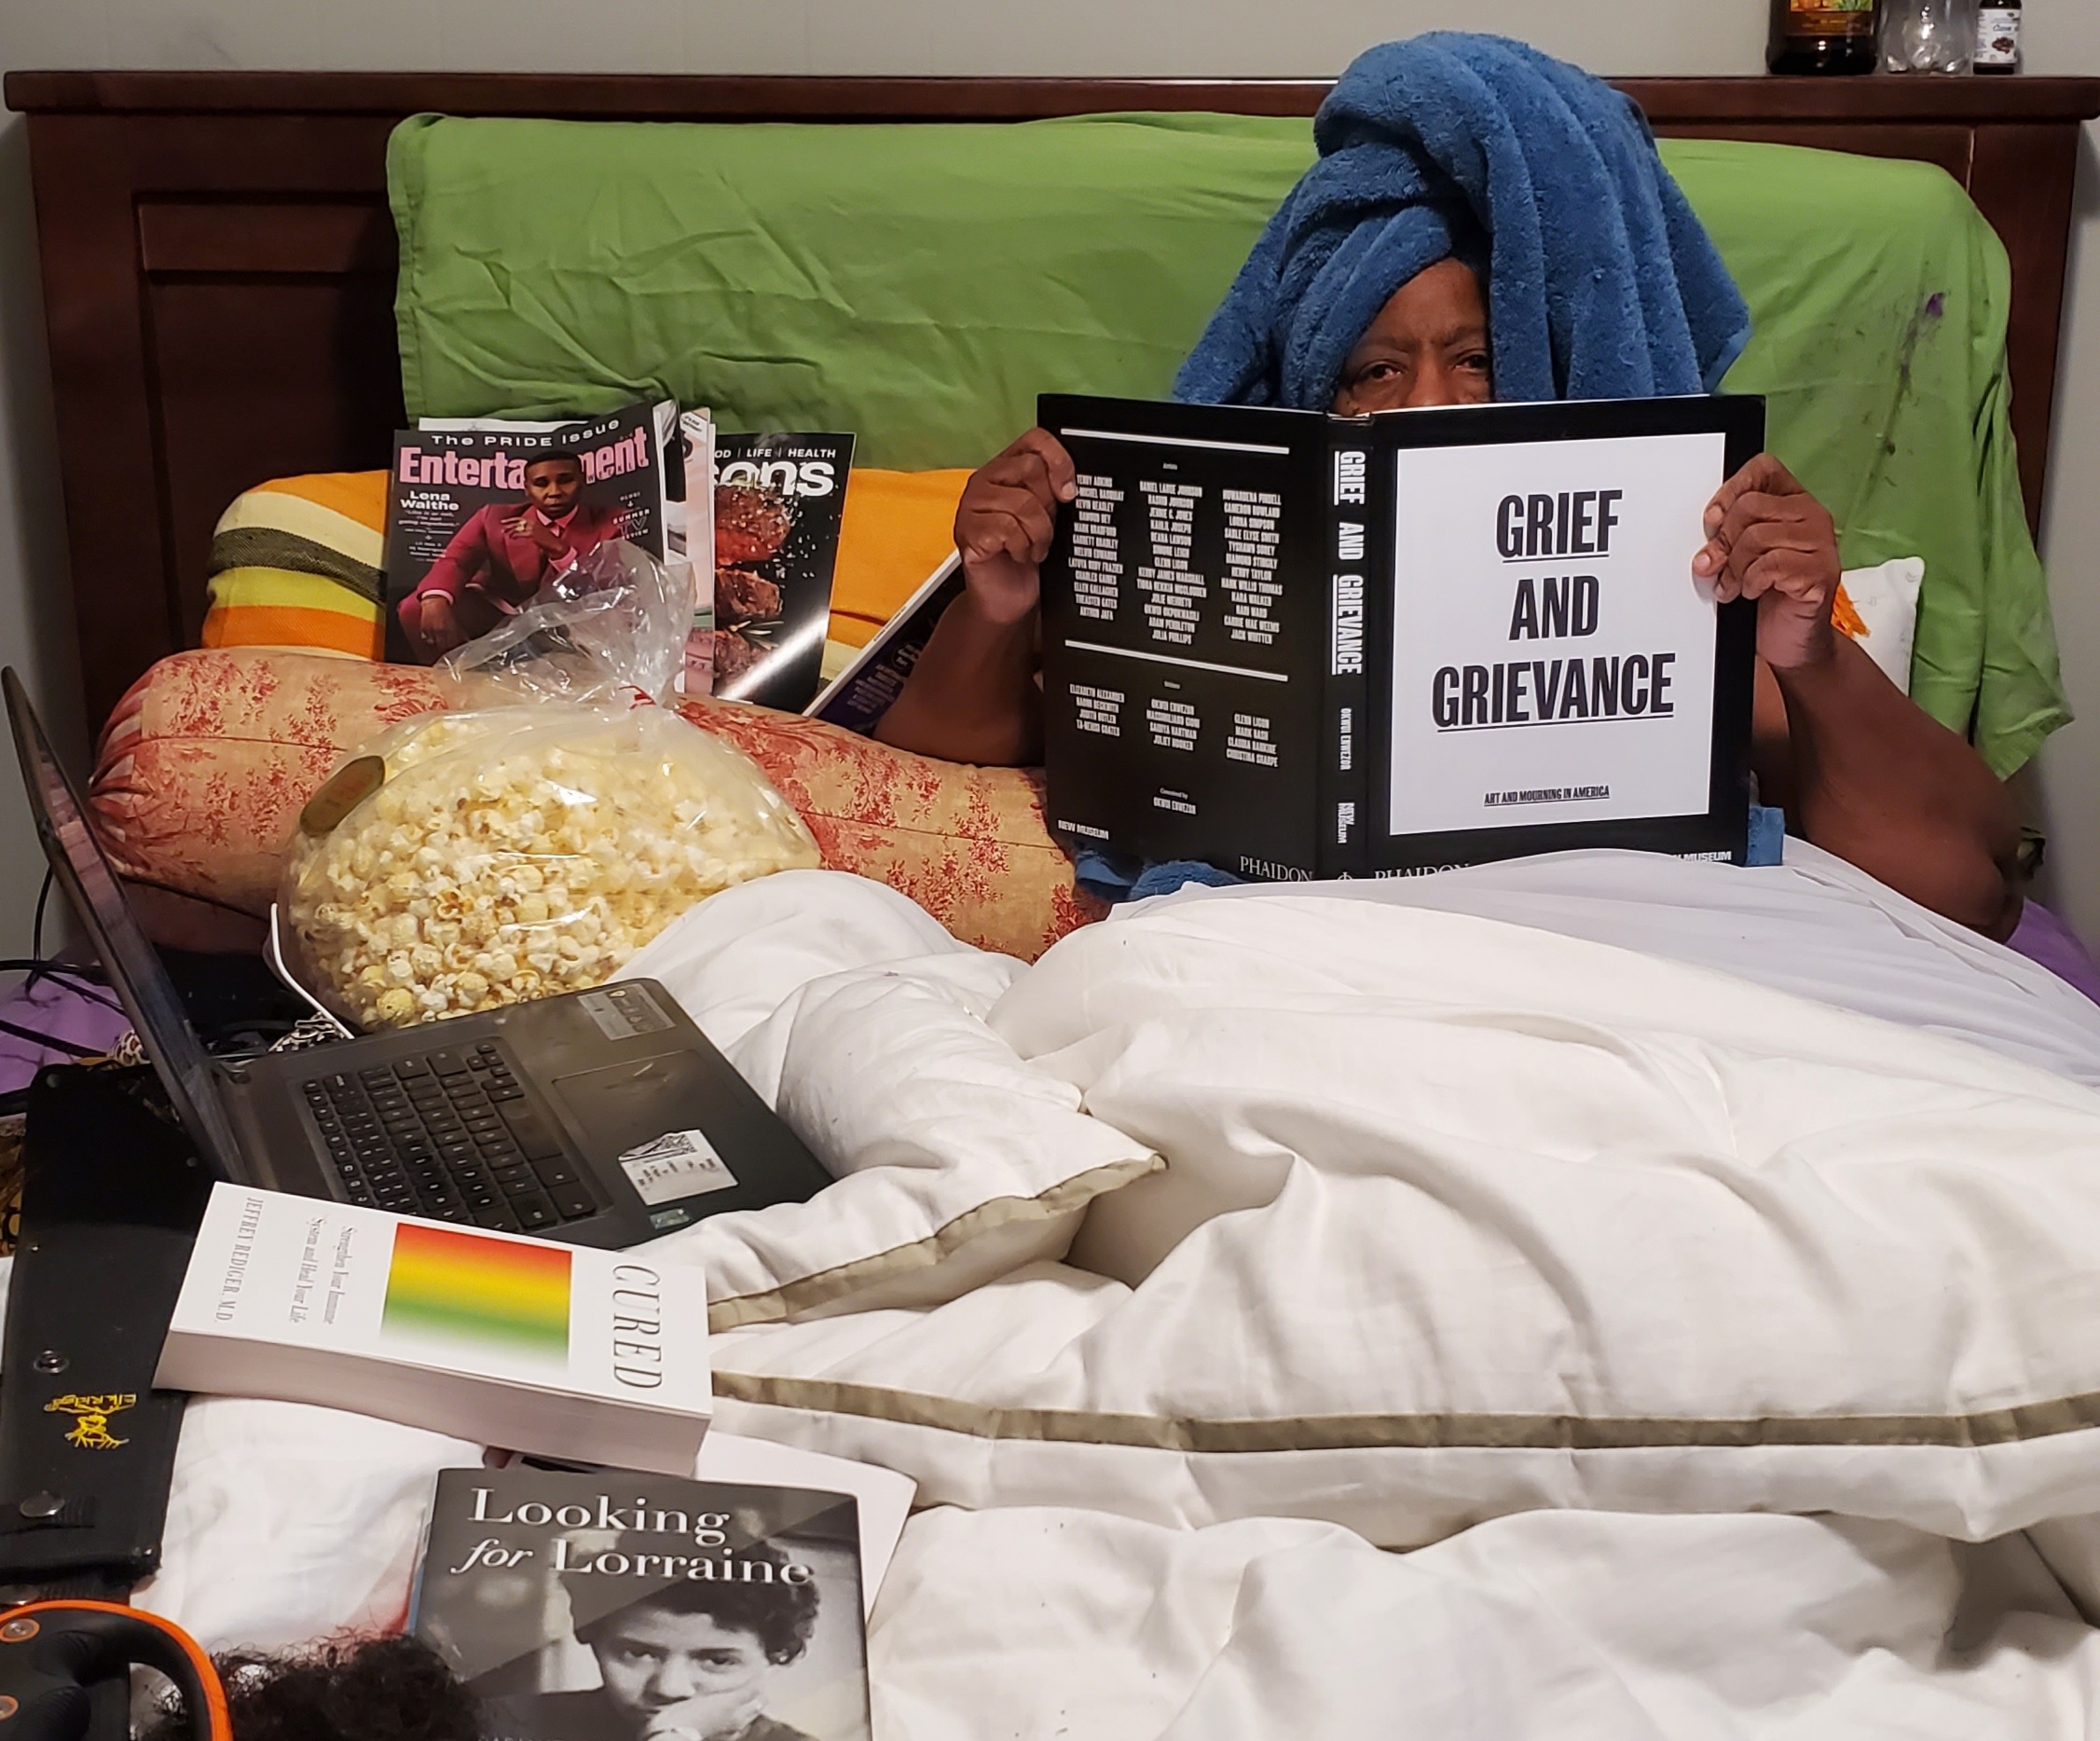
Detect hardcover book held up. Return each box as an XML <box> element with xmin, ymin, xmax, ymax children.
<box><xmin>413</xmin><ymin>1465</ymin><xmax>874</xmax><ymax>1741</ymax></box>
<box><xmin>156</xmin><ymin>1184</ymin><xmax>711</xmax><ymax>1474</ymax></box>
<box><xmin>1038</xmin><ymin>392</ymin><xmax>1764</xmax><ymax>880</ymax></box>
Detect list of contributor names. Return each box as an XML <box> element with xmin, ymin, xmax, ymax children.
<box><xmin>1220</xmin><ymin>488</ymin><xmax>1283</xmax><ymax>645</ymax></box>
<box><xmin>1063</xmin><ymin>468</ymin><xmax>1290</xmax><ymax>765</ymax></box>
<box><xmin>1138</xmin><ymin>479</ymin><xmax>1204</xmax><ymax>645</ymax></box>
<box><xmin>1071</xmin><ymin>474</ymin><xmax>1124</xmax><ymax>622</ymax></box>
<box><xmin>1069</xmin><ymin>473</ymin><xmax>1285</xmax><ymax>649</ymax></box>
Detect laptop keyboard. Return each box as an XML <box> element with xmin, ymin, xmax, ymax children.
<box><xmin>300</xmin><ymin>1040</ymin><xmax>596</xmax><ymax>1233</ymax></box>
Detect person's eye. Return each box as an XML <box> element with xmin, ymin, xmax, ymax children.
<box><xmin>1352</xmin><ymin>360</ymin><xmax>1402</xmax><ymax>386</ymax></box>
<box><xmin>1460</xmin><ymin>351</ymin><xmax>1489</xmax><ymax>373</ymax></box>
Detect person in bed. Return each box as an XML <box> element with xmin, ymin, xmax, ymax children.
<box><xmin>399</xmin><ymin>450</ymin><xmax>623</xmax><ymax>660</ymax></box>
<box><xmin>873</xmin><ymin>34</ymin><xmax>2025</xmax><ymax>941</ymax></box>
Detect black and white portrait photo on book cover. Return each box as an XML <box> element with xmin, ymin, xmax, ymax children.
<box><xmin>414</xmin><ymin>1472</ymin><xmax>870</xmax><ymax>1741</ymax></box>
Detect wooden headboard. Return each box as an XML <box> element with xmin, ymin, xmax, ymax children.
<box><xmin>7</xmin><ymin>70</ymin><xmax>2098</xmax><ymax>728</ymax></box>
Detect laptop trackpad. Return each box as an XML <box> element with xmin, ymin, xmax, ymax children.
<box><xmin>550</xmin><ymin>1053</ymin><xmax>736</xmax><ymax>1186</ymax></box>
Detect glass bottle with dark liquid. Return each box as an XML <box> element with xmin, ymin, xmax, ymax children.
<box><xmin>1767</xmin><ymin>0</ymin><xmax>1881</xmax><ymax>73</ymax></box>
<box><xmin>1973</xmin><ymin>0</ymin><xmax>2021</xmax><ymax>75</ymax></box>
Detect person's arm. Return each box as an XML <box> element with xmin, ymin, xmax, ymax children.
<box><xmin>873</xmin><ymin>429</ymin><xmax>1075</xmax><ymax>766</ymax></box>
<box><xmin>403</xmin><ymin>509</ymin><xmax>501</xmax><ymax>657</ymax></box>
<box><xmin>415</xmin><ymin>506</ymin><xmax>497</xmax><ymax>607</ymax></box>
<box><xmin>1697</xmin><ymin>454</ymin><xmax>2023</xmax><ymax>939</ymax></box>
<box><xmin>874</xmin><ymin>585</ymin><xmax>1043</xmax><ymax>765</ymax></box>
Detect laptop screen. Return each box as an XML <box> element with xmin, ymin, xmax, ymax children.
<box><xmin>4</xmin><ymin>668</ymin><xmax>243</xmax><ymax>1179</ymax></box>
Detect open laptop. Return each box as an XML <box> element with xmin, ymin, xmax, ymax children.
<box><xmin>6</xmin><ymin>667</ymin><xmax>834</xmax><ymax>1249</ymax></box>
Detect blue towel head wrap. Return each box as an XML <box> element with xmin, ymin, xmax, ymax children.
<box><xmin>1173</xmin><ymin>34</ymin><xmax>1752</xmax><ymax>412</ymax></box>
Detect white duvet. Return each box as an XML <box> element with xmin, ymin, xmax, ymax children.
<box><xmin>132</xmin><ymin>850</ymin><xmax>2100</xmax><ymax>1737</ymax></box>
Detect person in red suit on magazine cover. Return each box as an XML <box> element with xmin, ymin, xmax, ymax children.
<box><xmin>399</xmin><ymin>450</ymin><xmax>625</xmax><ymax>659</ymax></box>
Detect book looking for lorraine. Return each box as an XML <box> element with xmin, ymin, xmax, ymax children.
<box><xmin>1038</xmin><ymin>392</ymin><xmax>1764</xmax><ymax>880</ymax></box>
<box><xmin>413</xmin><ymin>1465</ymin><xmax>872</xmax><ymax>1741</ymax></box>
<box><xmin>157</xmin><ymin>1185</ymin><xmax>711</xmax><ymax>1474</ymax></box>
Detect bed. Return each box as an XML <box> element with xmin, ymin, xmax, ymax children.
<box><xmin>126</xmin><ymin>854</ymin><xmax>2100</xmax><ymax>1736</ymax></box>
<box><xmin>8</xmin><ymin>67</ymin><xmax>2100</xmax><ymax>1738</ymax></box>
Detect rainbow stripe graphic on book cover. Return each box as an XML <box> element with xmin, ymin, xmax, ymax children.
<box><xmin>382</xmin><ymin>1222</ymin><xmax>571</xmax><ymax>1359</ymax></box>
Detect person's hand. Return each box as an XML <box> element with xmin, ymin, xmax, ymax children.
<box><xmin>1694</xmin><ymin>453</ymin><xmax>1843</xmax><ymax>673</ymax></box>
<box><xmin>638</xmin><ymin>1683</ymin><xmax>767</xmax><ymax>1741</ymax></box>
<box><xmin>410</xmin><ymin>593</ymin><xmax>465</xmax><ymax>659</ymax></box>
<box><xmin>954</xmin><ymin>428</ymin><xmax>1077</xmax><ymax>625</ymax></box>
<box><xmin>507</xmin><ymin>514</ymin><xmax>569</xmax><ymax>557</ymax></box>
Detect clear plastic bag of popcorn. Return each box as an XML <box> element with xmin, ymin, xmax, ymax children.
<box><xmin>282</xmin><ymin>538</ymin><xmax>817</xmax><ymax>1030</ymax></box>
<box><xmin>280</xmin><ymin>704</ymin><xmax>818</xmax><ymax>1031</ymax></box>
<box><xmin>438</xmin><ymin>538</ymin><xmax>687</xmax><ymax>709</ymax></box>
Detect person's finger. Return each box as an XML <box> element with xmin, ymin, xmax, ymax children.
<box><xmin>1698</xmin><ymin>488</ymin><xmax>1828</xmax><ymax>581</ymax></box>
<box><xmin>1724</xmin><ymin>518</ymin><xmax>1782</xmax><ymax>576</ymax></box>
<box><xmin>1704</xmin><ymin>456</ymin><xmax>1772</xmax><ymax>533</ymax></box>
<box><xmin>960</xmin><ymin>484</ymin><xmax>1050</xmax><ymax>540</ymax></box>
<box><xmin>1726</xmin><ymin>563</ymin><xmax>1776</xmax><ymax>602</ymax></box>
<box><xmin>1697</xmin><ymin>513</ymin><xmax>1779</xmax><ymax>583</ymax></box>
<box><xmin>965</xmin><ymin>483</ymin><xmax>1055</xmax><ymax>555</ymax></box>
<box><xmin>1717</xmin><ymin>490</ymin><xmax>1829</xmax><ymax>558</ymax></box>
<box><xmin>1707</xmin><ymin>451</ymin><xmax>1797</xmax><ymax>515</ymax></box>
<box><xmin>1699</xmin><ymin>481</ymin><xmax>1766</xmax><ymax>570</ymax></box>
<box><xmin>987</xmin><ymin>481</ymin><xmax>1058</xmax><ymax>554</ymax></box>
<box><xmin>958</xmin><ymin>508</ymin><xmax>1040</xmax><ymax>566</ymax></box>
<box><xmin>1739</xmin><ymin>551</ymin><xmax>1832</xmax><ymax>607</ymax></box>
<box><xmin>982</xmin><ymin>445</ymin><xmax>1079</xmax><ymax>521</ymax></box>
<box><xmin>1703</xmin><ymin>450</ymin><xmax>1808</xmax><ymax>540</ymax></box>
<box><xmin>978</xmin><ymin>448</ymin><xmax>1064</xmax><ymax>514</ymax></box>
<box><xmin>1011</xmin><ymin>428</ymin><xmax>1079</xmax><ymax>502</ymax></box>
<box><xmin>1723</xmin><ymin>524</ymin><xmax>1830</xmax><ymax>604</ymax></box>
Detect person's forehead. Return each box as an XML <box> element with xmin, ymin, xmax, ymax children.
<box><xmin>1366</xmin><ymin>279</ymin><xmax>1485</xmax><ymax>336</ymax></box>
<box><xmin>603</xmin><ymin>1607</ymin><xmax>754</xmax><ymax>1649</ymax></box>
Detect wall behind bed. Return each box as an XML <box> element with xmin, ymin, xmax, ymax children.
<box><xmin>2031</xmin><ymin>14</ymin><xmax>2100</xmax><ymax>948</ymax></box>
<box><xmin>0</xmin><ymin>0</ymin><xmax>2096</xmax><ymax>955</ymax></box>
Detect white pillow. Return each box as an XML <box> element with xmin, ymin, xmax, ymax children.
<box><xmin>1837</xmin><ymin>556</ymin><xmax>1924</xmax><ymax>692</ymax></box>
<box><xmin>620</xmin><ymin>872</ymin><xmax>1161</xmax><ymax>1331</ymax></box>
<box><xmin>705</xmin><ymin>892</ymin><xmax>2100</xmax><ymax>1549</ymax></box>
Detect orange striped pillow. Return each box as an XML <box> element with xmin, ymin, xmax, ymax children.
<box><xmin>201</xmin><ymin>472</ymin><xmax>388</xmax><ymax>657</ymax></box>
<box><xmin>199</xmin><ymin>467</ymin><xmax>967</xmax><ymax>666</ymax></box>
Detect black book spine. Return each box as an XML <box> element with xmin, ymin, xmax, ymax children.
<box><xmin>1318</xmin><ymin>434</ymin><xmax>1374</xmax><ymax>878</ymax></box>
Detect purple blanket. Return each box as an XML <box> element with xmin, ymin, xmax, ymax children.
<box><xmin>0</xmin><ymin>972</ymin><xmax>134</xmax><ymax>1096</ymax></box>
<box><xmin>2008</xmin><ymin>901</ymin><xmax>2100</xmax><ymax>1007</ymax></box>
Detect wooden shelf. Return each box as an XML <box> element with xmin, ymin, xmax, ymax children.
<box><xmin>8</xmin><ymin>69</ymin><xmax>2099</xmax><ymax>122</ymax></box>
